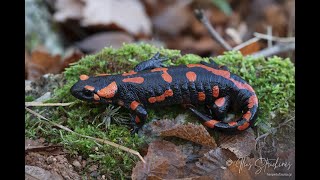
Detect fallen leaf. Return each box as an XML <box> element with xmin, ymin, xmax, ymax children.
<box><xmin>218</xmin><ymin>128</ymin><xmax>256</xmax><ymax>158</ymax></box>
<box><xmin>132</xmin><ymin>140</ymin><xmax>186</xmax><ymax>180</ymax></box>
<box><xmin>152</xmin><ymin>0</ymin><xmax>192</xmax><ymax>36</ymax></box>
<box><xmin>75</xmin><ymin>32</ymin><xmax>134</xmax><ymax>53</ymax></box>
<box><xmin>239</xmin><ymin>41</ymin><xmax>261</xmax><ymax>55</ymax></box>
<box><xmin>26</xmin><ymin>47</ymin><xmax>83</xmax><ymax>80</ymax></box>
<box><xmin>160</xmin><ymin>122</ymin><xmax>217</xmax><ymax>148</ymax></box>
<box><xmin>81</xmin><ymin>0</ymin><xmax>151</xmax><ymax>36</ymax></box>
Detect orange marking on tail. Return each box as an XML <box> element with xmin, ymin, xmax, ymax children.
<box><xmin>198</xmin><ymin>92</ymin><xmax>206</xmax><ymax>101</ymax></box>
<box><xmin>248</xmin><ymin>95</ymin><xmax>258</xmax><ymax>108</ymax></box>
<box><xmin>203</xmin><ymin>120</ymin><xmax>220</xmax><ymax>128</ymax></box>
<box><xmin>186</xmin><ymin>71</ymin><xmax>197</xmax><ymax>82</ymax></box>
<box><xmin>84</xmin><ymin>85</ymin><xmax>95</xmax><ymax>91</ymax></box>
<box><xmin>215</xmin><ymin>97</ymin><xmax>225</xmax><ymax>107</ymax></box>
<box><xmin>187</xmin><ymin>64</ymin><xmax>230</xmax><ymax>78</ymax></box>
<box><xmin>130</xmin><ymin>101</ymin><xmax>140</xmax><ymax>110</ymax></box>
<box><xmin>122</xmin><ymin>77</ymin><xmax>144</xmax><ymax>84</ymax></box>
<box><xmin>212</xmin><ymin>86</ymin><xmax>219</xmax><ymax>98</ymax></box>
<box><xmin>93</xmin><ymin>94</ymin><xmax>100</xmax><ymax>101</ymax></box>
<box><xmin>187</xmin><ymin>64</ymin><xmax>255</xmax><ymax>93</ymax></box>
<box><xmin>80</xmin><ymin>74</ymin><xmax>89</xmax><ymax>80</ymax></box>
<box><xmin>237</xmin><ymin>122</ymin><xmax>250</xmax><ymax>131</ymax></box>
<box><xmin>122</xmin><ymin>70</ymin><xmax>137</xmax><ymax>76</ymax></box>
<box><xmin>228</xmin><ymin>121</ymin><xmax>237</xmax><ymax>126</ymax></box>
<box><xmin>97</xmin><ymin>81</ymin><xmax>118</xmax><ymax>98</ymax></box>
<box><xmin>243</xmin><ymin>111</ymin><xmax>252</xmax><ymax>121</ymax></box>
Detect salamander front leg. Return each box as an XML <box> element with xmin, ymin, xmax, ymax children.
<box><xmin>128</xmin><ymin>101</ymin><xmax>148</xmax><ymax>134</ymax></box>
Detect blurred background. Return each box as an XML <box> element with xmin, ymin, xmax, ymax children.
<box><xmin>25</xmin><ymin>0</ymin><xmax>295</xmax><ymax>80</ymax></box>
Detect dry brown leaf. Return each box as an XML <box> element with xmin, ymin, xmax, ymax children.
<box><xmin>75</xmin><ymin>32</ymin><xmax>134</xmax><ymax>53</ymax></box>
<box><xmin>160</xmin><ymin>122</ymin><xmax>217</xmax><ymax>148</ymax></box>
<box><xmin>26</xmin><ymin>47</ymin><xmax>83</xmax><ymax>80</ymax></box>
<box><xmin>218</xmin><ymin>128</ymin><xmax>256</xmax><ymax>158</ymax></box>
<box><xmin>132</xmin><ymin>140</ymin><xmax>186</xmax><ymax>180</ymax></box>
<box><xmin>187</xmin><ymin>148</ymin><xmax>234</xmax><ymax>178</ymax></box>
<box><xmin>239</xmin><ymin>41</ymin><xmax>261</xmax><ymax>55</ymax></box>
<box><xmin>152</xmin><ymin>0</ymin><xmax>192</xmax><ymax>36</ymax></box>
<box><xmin>81</xmin><ymin>0</ymin><xmax>151</xmax><ymax>35</ymax></box>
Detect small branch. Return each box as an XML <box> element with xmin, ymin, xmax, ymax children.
<box><xmin>25</xmin><ymin>107</ymin><xmax>146</xmax><ymax>163</ymax></box>
<box><xmin>267</xmin><ymin>26</ymin><xmax>273</xmax><ymax>48</ymax></box>
<box><xmin>255</xmin><ymin>115</ymin><xmax>295</xmax><ymax>144</ymax></box>
<box><xmin>194</xmin><ymin>9</ymin><xmax>232</xmax><ymax>51</ymax></box>
<box><xmin>251</xmin><ymin>42</ymin><xmax>295</xmax><ymax>58</ymax></box>
<box><xmin>25</xmin><ymin>102</ymin><xmax>74</xmax><ymax>107</ymax></box>
<box><xmin>232</xmin><ymin>37</ymin><xmax>260</xmax><ymax>51</ymax></box>
<box><xmin>253</xmin><ymin>32</ymin><xmax>295</xmax><ymax>43</ymax></box>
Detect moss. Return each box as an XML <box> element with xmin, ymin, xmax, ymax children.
<box><xmin>26</xmin><ymin>43</ymin><xmax>294</xmax><ymax>178</ymax></box>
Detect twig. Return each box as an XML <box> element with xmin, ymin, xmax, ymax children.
<box><xmin>251</xmin><ymin>42</ymin><xmax>295</xmax><ymax>58</ymax></box>
<box><xmin>25</xmin><ymin>145</ymin><xmax>63</xmax><ymax>153</ymax></box>
<box><xmin>194</xmin><ymin>9</ymin><xmax>232</xmax><ymax>51</ymax></box>
<box><xmin>25</xmin><ymin>102</ymin><xmax>74</xmax><ymax>107</ymax></box>
<box><xmin>253</xmin><ymin>32</ymin><xmax>295</xmax><ymax>43</ymax></box>
<box><xmin>267</xmin><ymin>26</ymin><xmax>272</xmax><ymax>48</ymax></box>
<box><xmin>25</xmin><ymin>107</ymin><xmax>146</xmax><ymax>163</ymax></box>
<box><xmin>255</xmin><ymin>115</ymin><xmax>295</xmax><ymax>143</ymax></box>
<box><xmin>232</xmin><ymin>37</ymin><xmax>260</xmax><ymax>51</ymax></box>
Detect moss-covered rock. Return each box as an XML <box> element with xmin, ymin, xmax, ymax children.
<box><xmin>26</xmin><ymin>43</ymin><xmax>295</xmax><ymax>178</ymax></box>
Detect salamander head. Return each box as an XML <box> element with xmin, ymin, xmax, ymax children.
<box><xmin>70</xmin><ymin>74</ymin><xmax>118</xmax><ymax>104</ymax></box>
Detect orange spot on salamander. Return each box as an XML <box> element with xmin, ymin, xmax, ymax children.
<box><xmin>228</xmin><ymin>121</ymin><xmax>237</xmax><ymax>126</ymax></box>
<box><xmin>198</xmin><ymin>92</ymin><xmax>206</xmax><ymax>101</ymax></box>
<box><xmin>187</xmin><ymin>64</ymin><xmax>255</xmax><ymax>93</ymax></box>
<box><xmin>243</xmin><ymin>111</ymin><xmax>252</xmax><ymax>121</ymax></box>
<box><xmin>79</xmin><ymin>74</ymin><xmax>89</xmax><ymax>80</ymax></box>
<box><xmin>237</xmin><ymin>122</ymin><xmax>250</xmax><ymax>131</ymax></box>
<box><xmin>215</xmin><ymin>97</ymin><xmax>225</xmax><ymax>107</ymax></box>
<box><xmin>122</xmin><ymin>77</ymin><xmax>144</xmax><ymax>84</ymax></box>
<box><xmin>187</xmin><ymin>64</ymin><xmax>230</xmax><ymax>78</ymax></box>
<box><xmin>97</xmin><ymin>81</ymin><xmax>118</xmax><ymax>98</ymax></box>
<box><xmin>93</xmin><ymin>94</ymin><xmax>100</xmax><ymax>101</ymax></box>
<box><xmin>130</xmin><ymin>101</ymin><xmax>140</xmax><ymax>110</ymax></box>
<box><xmin>148</xmin><ymin>89</ymin><xmax>174</xmax><ymax>103</ymax></box>
<box><xmin>203</xmin><ymin>120</ymin><xmax>220</xmax><ymax>128</ymax></box>
<box><xmin>248</xmin><ymin>95</ymin><xmax>258</xmax><ymax>108</ymax></box>
<box><xmin>212</xmin><ymin>86</ymin><xmax>219</xmax><ymax>98</ymax></box>
<box><xmin>186</xmin><ymin>71</ymin><xmax>197</xmax><ymax>82</ymax></box>
<box><xmin>96</xmin><ymin>73</ymin><xmax>110</xmax><ymax>76</ymax></box>
<box><xmin>122</xmin><ymin>70</ymin><xmax>137</xmax><ymax>76</ymax></box>
<box><xmin>135</xmin><ymin>116</ymin><xmax>141</xmax><ymax>123</ymax></box>
<box><xmin>148</xmin><ymin>97</ymin><xmax>157</xmax><ymax>103</ymax></box>
<box><xmin>84</xmin><ymin>85</ymin><xmax>95</xmax><ymax>91</ymax></box>
<box><xmin>151</xmin><ymin>68</ymin><xmax>172</xmax><ymax>83</ymax></box>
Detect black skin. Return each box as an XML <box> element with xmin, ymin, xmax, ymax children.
<box><xmin>70</xmin><ymin>53</ymin><xmax>258</xmax><ymax>134</ymax></box>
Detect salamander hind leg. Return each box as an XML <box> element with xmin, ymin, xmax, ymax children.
<box><xmin>200</xmin><ymin>58</ymin><xmax>229</xmax><ymax>71</ymax></box>
<box><xmin>134</xmin><ymin>52</ymin><xmax>169</xmax><ymax>72</ymax></box>
<box><xmin>209</xmin><ymin>96</ymin><xmax>231</xmax><ymax>120</ymax></box>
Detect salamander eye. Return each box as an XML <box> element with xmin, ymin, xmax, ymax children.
<box><xmin>83</xmin><ymin>89</ymin><xmax>93</xmax><ymax>97</ymax></box>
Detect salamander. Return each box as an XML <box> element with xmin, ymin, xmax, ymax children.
<box><xmin>70</xmin><ymin>52</ymin><xmax>258</xmax><ymax>134</ymax></box>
